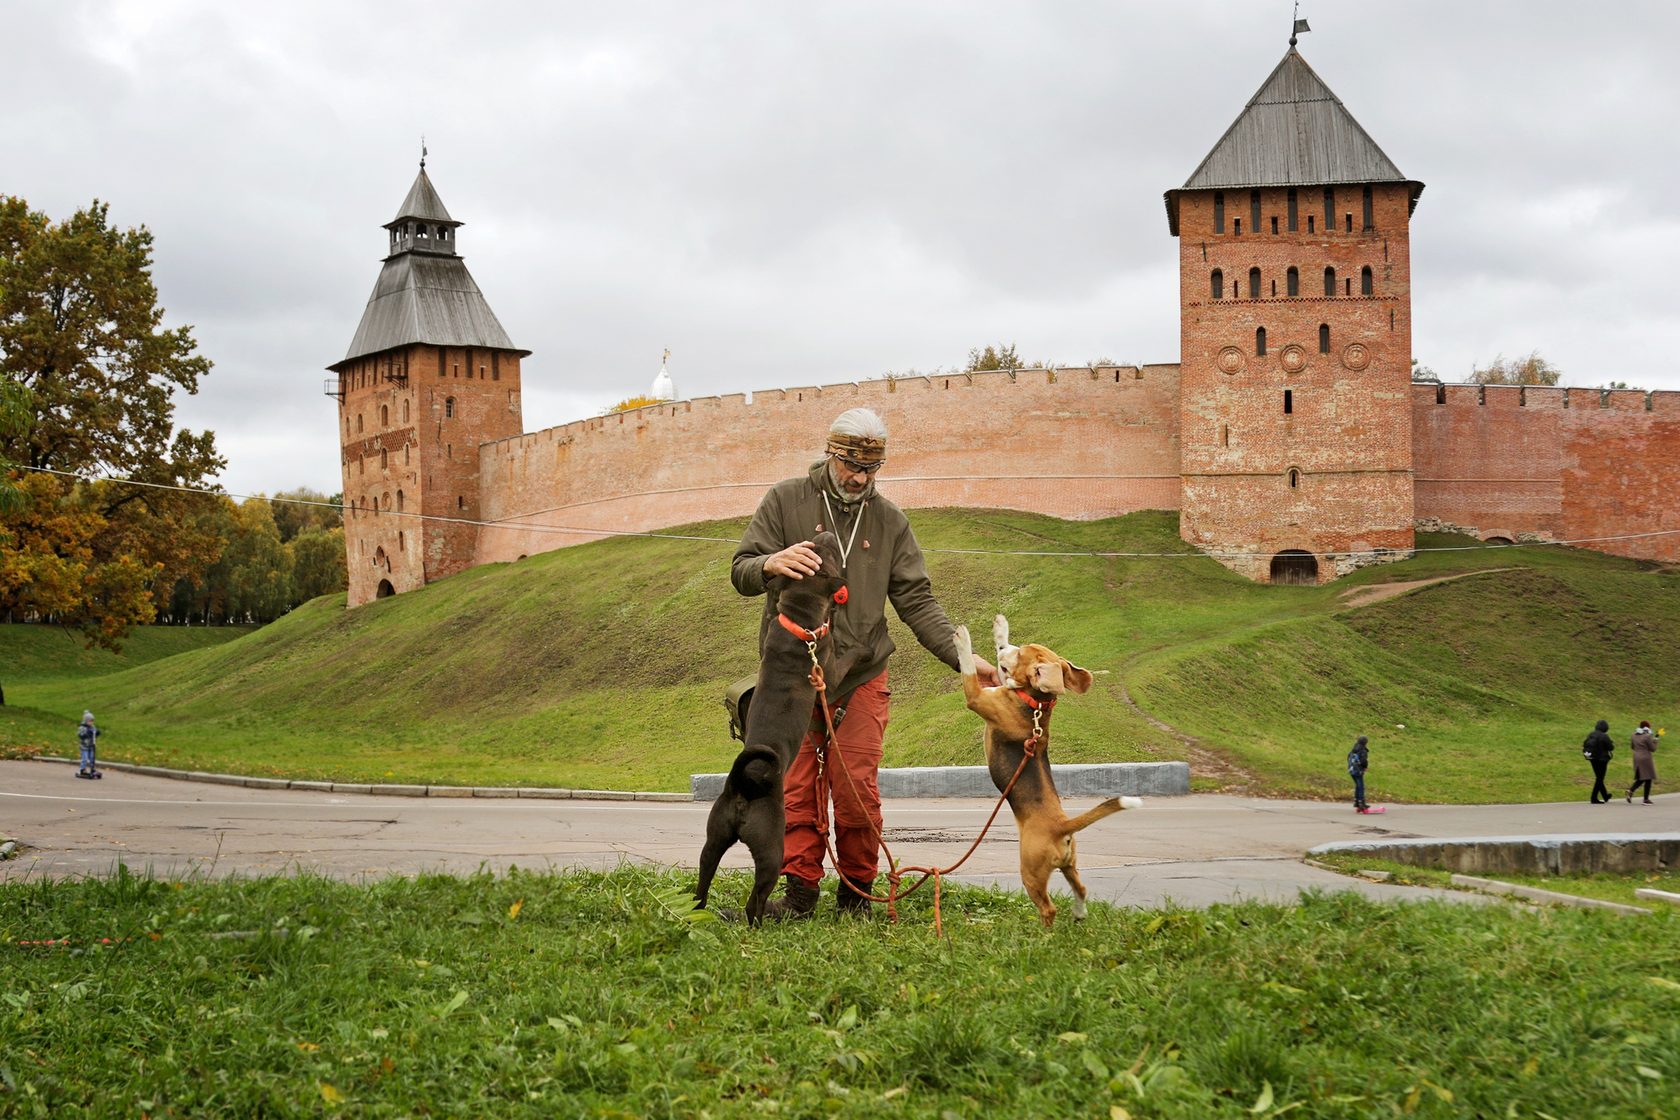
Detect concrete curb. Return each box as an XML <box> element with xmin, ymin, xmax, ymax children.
<box><xmin>1449</xmin><ymin>874</ymin><xmax>1651</xmax><ymax>915</ymax></box>
<box><xmin>1635</xmin><ymin>888</ymin><xmax>1680</xmax><ymax>907</ymax></box>
<box><xmin>36</xmin><ymin>757</ymin><xmax>690</xmax><ymax>803</ymax></box>
<box><xmin>1309</xmin><ymin>833</ymin><xmax>1680</xmax><ymax>874</ymax></box>
<box><xmin>690</xmin><ymin>760</ymin><xmax>1191</xmax><ymax>801</ymax></box>
<box><xmin>37</xmin><ymin>755</ymin><xmax>1186</xmax><ymax>805</ymax></box>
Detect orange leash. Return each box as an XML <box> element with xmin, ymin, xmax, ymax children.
<box><xmin>805</xmin><ymin>647</ymin><xmax>1032</xmax><ymax>937</ymax></box>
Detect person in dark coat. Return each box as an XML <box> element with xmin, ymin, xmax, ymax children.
<box><xmin>1582</xmin><ymin>719</ymin><xmax>1615</xmax><ymax>804</ymax></box>
<box><xmin>1346</xmin><ymin>735</ymin><xmax>1370</xmax><ymax>811</ymax></box>
<box><xmin>1626</xmin><ymin>720</ymin><xmax>1660</xmax><ymax>804</ymax></box>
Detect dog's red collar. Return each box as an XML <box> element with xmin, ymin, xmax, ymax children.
<box><xmin>1014</xmin><ymin>689</ymin><xmax>1055</xmax><ymax>712</ymax></box>
<box><xmin>777</xmin><ymin>614</ymin><xmax>829</xmax><ymax>643</ymax></box>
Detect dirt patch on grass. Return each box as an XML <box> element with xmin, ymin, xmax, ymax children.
<box><xmin>1337</xmin><ymin>568</ymin><xmax>1520</xmax><ymax>610</ymax></box>
<box><xmin>1118</xmin><ymin>682</ymin><xmax>1262</xmax><ymax>795</ymax></box>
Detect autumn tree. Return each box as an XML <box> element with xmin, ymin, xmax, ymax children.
<box><xmin>0</xmin><ymin>196</ymin><xmax>226</xmax><ymax>644</ymax></box>
<box><xmin>0</xmin><ymin>378</ymin><xmax>27</xmax><ymax>516</ymax></box>
<box><xmin>1468</xmin><ymin>351</ymin><xmax>1562</xmax><ymax>386</ymax></box>
<box><xmin>288</xmin><ymin>528</ymin><xmax>347</xmax><ymax>604</ymax></box>
<box><xmin>270</xmin><ymin>487</ymin><xmax>341</xmax><ymax>543</ymax></box>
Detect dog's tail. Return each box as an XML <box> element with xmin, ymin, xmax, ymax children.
<box><xmin>728</xmin><ymin>744</ymin><xmax>783</xmax><ymax>800</ymax></box>
<box><xmin>1063</xmin><ymin>795</ymin><xmax>1142</xmax><ymax>834</ymax></box>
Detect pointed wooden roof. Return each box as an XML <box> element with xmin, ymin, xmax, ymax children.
<box><xmin>387</xmin><ymin>167</ymin><xmax>456</xmax><ymax>227</ymax></box>
<box><xmin>1165</xmin><ymin>48</ymin><xmax>1422</xmax><ymax>234</ymax></box>
<box><xmin>331</xmin><ymin>169</ymin><xmax>527</xmax><ymax>370</ymax></box>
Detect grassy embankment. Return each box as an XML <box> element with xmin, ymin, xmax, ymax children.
<box><xmin>2</xmin><ymin>868</ymin><xmax>1677</xmax><ymax>1118</ymax></box>
<box><xmin>1</xmin><ymin>509</ymin><xmax>1674</xmax><ymax>801</ymax></box>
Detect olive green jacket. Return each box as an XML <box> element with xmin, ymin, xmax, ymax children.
<box><xmin>731</xmin><ymin>461</ymin><xmax>959</xmax><ymax>700</ymax></box>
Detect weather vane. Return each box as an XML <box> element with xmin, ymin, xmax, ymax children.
<box><xmin>663</xmin><ymin>347</ymin><xmax>671</xmax><ymax>365</ymax></box>
<box><xmin>1290</xmin><ymin>3</ymin><xmax>1310</xmax><ymax>47</ymax></box>
<box><xmin>420</xmin><ymin>135</ymin><xmax>427</xmax><ymax>170</ymax></box>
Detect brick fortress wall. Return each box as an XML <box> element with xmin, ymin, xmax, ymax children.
<box><xmin>473</xmin><ymin>365</ymin><xmax>1183</xmax><ymax>565</ymax></box>
<box><xmin>1412</xmin><ymin>384</ymin><xmax>1680</xmax><ymax>563</ymax></box>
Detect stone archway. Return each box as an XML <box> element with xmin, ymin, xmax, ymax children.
<box><xmin>375</xmin><ymin>579</ymin><xmax>395</xmax><ymax>599</ymax></box>
<box><xmin>1269</xmin><ymin>550</ymin><xmax>1319</xmax><ymax>586</ymax></box>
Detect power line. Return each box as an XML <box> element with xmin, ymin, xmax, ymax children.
<box><xmin>12</xmin><ymin>463</ymin><xmax>1680</xmax><ymax>562</ymax></box>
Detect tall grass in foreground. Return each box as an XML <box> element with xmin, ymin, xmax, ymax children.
<box><xmin>3</xmin><ymin>868</ymin><xmax>1676</xmax><ymax>1118</ymax></box>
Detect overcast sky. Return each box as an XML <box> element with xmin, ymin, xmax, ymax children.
<box><xmin>7</xmin><ymin>1</ymin><xmax>1678</xmax><ymax>496</ymax></box>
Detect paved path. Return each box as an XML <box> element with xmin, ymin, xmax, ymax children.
<box><xmin>1</xmin><ymin>760</ymin><xmax>1672</xmax><ymax>908</ymax></box>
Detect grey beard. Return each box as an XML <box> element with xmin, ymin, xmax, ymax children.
<box><xmin>825</xmin><ymin>461</ymin><xmax>874</xmax><ymax>505</ymax></box>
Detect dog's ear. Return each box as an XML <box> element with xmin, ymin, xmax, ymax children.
<box><xmin>1061</xmin><ymin>660</ymin><xmax>1094</xmax><ymax>694</ymax></box>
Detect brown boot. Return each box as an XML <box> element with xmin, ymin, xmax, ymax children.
<box><xmin>761</xmin><ymin>874</ymin><xmax>819</xmax><ymax>921</ymax></box>
<box><xmin>837</xmin><ymin>876</ymin><xmax>876</xmax><ymax>918</ymax></box>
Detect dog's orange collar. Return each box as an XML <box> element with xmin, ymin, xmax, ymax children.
<box><xmin>1014</xmin><ymin>689</ymin><xmax>1054</xmax><ymax>712</ymax></box>
<box><xmin>777</xmin><ymin>614</ymin><xmax>829</xmax><ymax>643</ymax></box>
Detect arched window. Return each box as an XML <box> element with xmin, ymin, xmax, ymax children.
<box><xmin>402</xmin><ymin>399</ymin><xmax>409</xmax><ymax>423</ymax></box>
<box><xmin>1213</xmin><ymin>191</ymin><xmax>1225</xmax><ymax>233</ymax></box>
<box><xmin>1361</xmin><ymin>266</ymin><xmax>1374</xmax><ymax>295</ymax></box>
<box><xmin>1250</xmin><ymin>189</ymin><xmax>1261</xmax><ymax>231</ymax></box>
<box><xmin>1286</xmin><ymin>267</ymin><xmax>1299</xmax><ymax>297</ymax></box>
<box><xmin>1322</xmin><ymin>189</ymin><xmax>1335</xmax><ymax>230</ymax></box>
<box><xmin>1319</xmin><ymin>324</ymin><xmax>1331</xmax><ymax>354</ymax></box>
<box><xmin>356</xmin><ymin>414</ymin><xmax>364</xmax><ymax>433</ymax></box>
<box><xmin>1286</xmin><ymin>188</ymin><xmax>1298</xmax><ymax>231</ymax></box>
<box><xmin>1248</xmin><ymin>267</ymin><xmax>1261</xmax><ymax>298</ymax></box>
<box><xmin>381</xmin><ymin>405</ymin><xmax>388</xmax><ymax>427</ymax></box>
<box><xmin>379</xmin><ymin>448</ymin><xmax>387</xmax><ymax>469</ymax></box>
<box><xmin>1255</xmin><ymin>327</ymin><xmax>1267</xmax><ymax>356</ymax></box>
<box><xmin>381</xmin><ymin>492</ymin><xmax>391</xmax><ymax>510</ymax></box>
<box><xmin>1210</xmin><ymin>269</ymin><xmax>1223</xmax><ymax>299</ymax></box>
<box><xmin>445</xmin><ymin>397</ymin><xmax>455</xmax><ymax>419</ymax></box>
<box><xmin>396</xmin><ymin>490</ymin><xmax>404</xmax><ymax>512</ymax></box>
<box><xmin>457</xmin><ymin>495</ymin><xmax>466</xmax><ymax>510</ymax></box>
<box><xmin>1362</xmin><ymin>186</ymin><xmax>1374</xmax><ymax>230</ymax></box>
<box><xmin>1288</xmin><ymin>468</ymin><xmax>1300</xmax><ymax>489</ymax></box>
<box><xmin>1323</xmin><ymin>267</ymin><xmax>1337</xmax><ymax>296</ymax></box>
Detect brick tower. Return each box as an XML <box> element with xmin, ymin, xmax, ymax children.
<box><xmin>1165</xmin><ymin>42</ymin><xmax>1424</xmax><ymax>583</ymax></box>
<box><xmin>328</xmin><ymin>162</ymin><xmax>529</xmax><ymax>607</ymax></box>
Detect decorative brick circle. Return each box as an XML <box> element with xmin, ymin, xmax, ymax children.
<box><xmin>1279</xmin><ymin>344</ymin><xmax>1307</xmax><ymax>374</ymax></box>
<box><xmin>1217</xmin><ymin>346</ymin><xmax>1245</xmax><ymax>375</ymax></box>
<box><xmin>1342</xmin><ymin>342</ymin><xmax>1371</xmax><ymax>371</ymax></box>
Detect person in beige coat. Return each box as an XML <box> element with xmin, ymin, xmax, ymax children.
<box><xmin>1625</xmin><ymin>720</ymin><xmax>1660</xmax><ymax>804</ymax></box>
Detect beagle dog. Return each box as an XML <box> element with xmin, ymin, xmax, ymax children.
<box><xmin>955</xmin><ymin>614</ymin><xmax>1140</xmax><ymax>927</ymax></box>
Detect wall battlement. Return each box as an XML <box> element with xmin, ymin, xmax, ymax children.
<box><xmin>473</xmin><ymin>365</ymin><xmax>1185</xmax><ymax>564</ymax></box>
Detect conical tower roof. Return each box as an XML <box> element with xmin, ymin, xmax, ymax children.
<box><xmin>331</xmin><ymin>166</ymin><xmax>527</xmax><ymax>370</ymax></box>
<box><xmin>388</xmin><ymin>167</ymin><xmax>456</xmax><ymax>227</ymax></box>
<box><xmin>1165</xmin><ymin>47</ymin><xmax>1422</xmax><ymax>234</ymax></box>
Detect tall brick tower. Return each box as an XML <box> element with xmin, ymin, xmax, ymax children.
<box><xmin>328</xmin><ymin>162</ymin><xmax>529</xmax><ymax>607</ymax></box>
<box><xmin>1165</xmin><ymin>42</ymin><xmax>1423</xmax><ymax>583</ymax></box>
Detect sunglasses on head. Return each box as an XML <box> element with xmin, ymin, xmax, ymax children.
<box><xmin>832</xmin><ymin>454</ymin><xmax>884</xmax><ymax>474</ymax></box>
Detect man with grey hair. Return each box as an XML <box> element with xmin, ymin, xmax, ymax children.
<box><xmin>732</xmin><ymin>407</ymin><xmax>998</xmax><ymax>919</ymax></box>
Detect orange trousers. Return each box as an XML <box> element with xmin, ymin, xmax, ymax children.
<box><xmin>781</xmin><ymin>669</ymin><xmax>889</xmax><ymax>887</ymax></box>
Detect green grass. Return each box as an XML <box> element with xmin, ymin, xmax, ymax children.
<box><xmin>2</xmin><ymin>867</ymin><xmax>1677</xmax><ymax>1118</ymax></box>
<box><xmin>1</xmin><ymin>510</ymin><xmax>1675</xmax><ymax>800</ymax></box>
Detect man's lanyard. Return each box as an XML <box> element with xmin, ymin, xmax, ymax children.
<box><xmin>821</xmin><ymin>492</ymin><xmax>866</xmax><ymax>571</ymax></box>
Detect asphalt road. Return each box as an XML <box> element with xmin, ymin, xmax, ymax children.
<box><xmin>2</xmin><ymin>760</ymin><xmax>1671</xmax><ymax>908</ymax></box>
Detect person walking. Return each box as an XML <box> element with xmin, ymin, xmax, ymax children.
<box><xmin>1626</xmin><ymin>720</ymin><xmax>1660</xmax><ymax>804</ymax></box>
<box><xmin>732</xmin><ymin>407</ymin><xmax>998</xmax><ymax>919</ymax></box>
<box><xmin>75</xmin><ymin>711</ymin><xmax>101</xmax><ymax>779</ymax></box>
<box><xmin>1582</xmin><ymin>718</ymin><xmax>1615</xmax><ymax>804</ymax></box>
<box><xmin>1346</xmin><ymin>735</ymin><xmax>1371</xmax><ymax>812</ymax></box>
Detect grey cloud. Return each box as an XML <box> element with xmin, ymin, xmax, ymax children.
<box><xmin>5</xmin><ymin>1</ymin><xmax>1677</xmax><ymax>496</ymax></box>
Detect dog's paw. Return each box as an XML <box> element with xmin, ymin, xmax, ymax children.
<box><xmin>1120</xmin><ymin>796</ymin><xmax>1143</xmax><ymax>810</ymax></box>
<box><xmin>992</xmin><ymin>614</ymin><xmax>1010</xmax><ymax>654</ymax></box>
<box><xmin>954</xmin><ymin>625</ymin><xmax>974</xmax><ymax>675</ymax></box>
